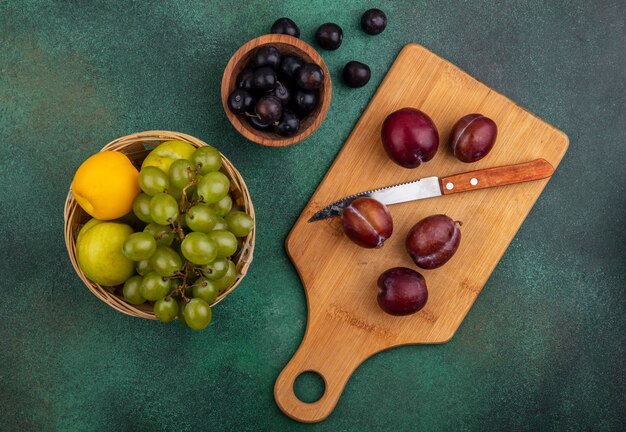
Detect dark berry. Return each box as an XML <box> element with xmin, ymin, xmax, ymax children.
<box><xmin>255</xmin><ymin>95</ymin><xmax>283</xmax><ymax>123</ymax></box>
<box><xmin>269</xmin><ymin>82</ymin><xmax>291</xmax><ymax>106</ymax></box>
<box><xmin>236</xmin><ymin>69</ymin><xmax>254</xmax><ymax>91</ymax></box>
<box><xmin>291</xmin><ymin>89</ymin><xmax>318</xmax><ymax>117</ymax></box>
<box><xmin>247</xmin><ymin>115</ymin><xmax>272</xmax><ymax>131</ymax></box>
<box><xmin>275</xmin><ymin>110</ymin><xmax>300</xmax><ymax>137</ymax></box>
<box><xmin>295</xmin><ymin>63</ymin><xmax>324</xmax><ymax>90</ymax></box>
<box><xmin>361</xmin><ymin>9</ymin><xmax>387</xmax><ymax>35</ymax></box>
<box><xmin>252</xmin><ymin>66</ymin><xmax>277</xmax><ymax>92</ymax></box>
<box><xmin>279</xmin><ymin>55</ymin><xmax>304</xmax><ymax>79</ymax></box>
<box><xmin>343</xmin><ymin>61</ymin><xmax>371</xmax><ymax>88</ymax></box>
<box><xmin>254</xmin><ymin>45</ymin><xmax>281</xmax><ymax>70</ymax></box>
<box><xmin>270</xmin><ymin>18</ymin><xmax>300</xmax><ymax>38</ymax></box>
<box><xmin>227</xmin><ymin>89</ymin><xmax>254</xmax><ymax>114</ymax></box>
<box><xmin>315</xmin><ymin>23</ymin><xmax>343</xmax><ymax>50</ymax></box>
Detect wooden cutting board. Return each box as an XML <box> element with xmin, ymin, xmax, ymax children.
<box><xmin>274</xmin><ymin>43</ymin><xmax>568</xmax><ymax>423</ymax></box>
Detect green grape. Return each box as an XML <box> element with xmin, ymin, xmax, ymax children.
<box><xmin>153</xmin><ymin>297</ymin><xmax>179</xmax><ymax>323</ymax></box>
<box><xmin>197</xmin><ymin>172</ymin><xmax>230</xmax><ymax>204</ymax></box>
<box><xmin>207</xmin><ymin>230</ymin><xmax>238</xmax><ymax>258</ymax></box>
<box><xmin>200</xmin><ymin>258</ymin><xmax>229</xmax><ymax>280</ymax></box>
<box><xmin>122</xmin><ymin>232</ymin><xmax>157</xmax><ymax>261</ymax></box>
<box><xmin>191</xmin><ymin>146</ymin><xmax>222</xmax><ymax>174</ymax></box>
<box><xmin>214</xmin><ymin>260</ymin><xmax>237</xmax><ymax>292</ymax></box>
<box><xmin>168</xmin><ymin>185</ymin><xmax>183</xmax><ymax>201</ymax></box>
<box><xmin>123</xmin><ymin>275</ymin><xmax>146</xmax><ymax>305</ymax></box>
<box><xmin>183</xmin><ymin>298</ymin><xmax>212</xmax><ymax>330</ymax></box>
<box><xmin>169</xmin><ymin>159</ymin><xmax>195</xmax><ymax>189</ymax></box>
<box><xmin>225</xmin><ymin>211</ymin><xmax>254</xmax><ymax>237</ymax></box>
<box><xmin>132</xmin><ymin>193</ymin><xmax>154</xmax><ymax>223</ymax></box>
<box><xmin>141</xmin><ymin>272</ymin><xmax>172</xmax><ymax>301</ymax></box>
<box><xmin>139</xmin><ymin>166</ymin><xmax>170</xmax><ymax>196</ymax></box>
<box><xmin>136</xmin><ymin>259</ymin><xmax>153</xmax><ymax>276</ymax></box>
<box><xmin>213</xmin><ymin>217</ymin><xmax>228</xmax><ymax>231</ymax></box>
<box><xmin>149</xmin><ymin>193</ymin><xmax>179</xmax><ymax>225</ymax></box>
<box><xmin>211</xmin><ymin>194</ymin><xmax>233</xmax><ymax>217</ymax></box>
<box><xmin>143</xmin><ymin>223</ymin><xmax>174</xmax><ymax>247</ymax></box>
<box><xmin>192</xmin><ymin>278</ymin><xmax>219</xmax><ymax>304</ymax></box>
<box><xmin>150</xmin><ymin>246</ymin><xmax>183</xmax><ymax>276</ymax></box>
<box><xmin>185</xmin><ymin>204</ymin><xmax>217</xmax><ymax>233</ymax></box>
<box><xmin>181</xmin><ymin>232</ymin><xmax>217</xmax><ymax>265</ymax></box>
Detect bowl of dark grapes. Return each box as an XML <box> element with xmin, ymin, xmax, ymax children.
<box><xmin>221</xmin><ymin>34</ymin><xmax>332</xmax><ymax>147</ymax></box>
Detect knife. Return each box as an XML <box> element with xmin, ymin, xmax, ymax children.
<box><xmin>309</xmin><ymin>159</ymin><xmax>554</xmax><ymax>222</ymax></box>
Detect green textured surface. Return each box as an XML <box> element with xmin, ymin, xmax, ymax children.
<box><xmin>1</xmin><ymin>0</ymin><xmax>625</xmax><ymax>430</ymax></box>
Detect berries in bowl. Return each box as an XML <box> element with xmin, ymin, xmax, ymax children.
<box><xmin>221</xmin><ymin>34</ymin><xmax>332</xmax><ymax>147</ymax></box>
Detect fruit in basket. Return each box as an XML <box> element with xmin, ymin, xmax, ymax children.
<box><xmin>192</xmin><ymin>145</ymin><xmax>222</xmax><ymax>174</ymax></box>
<box><xmin>197</xmin><ymin>172</ymin><xmax>230</xmax><ymax>204</ymax></box>
<box><xmin>253</xmin><ymin>66</ymin><xmax>277</xmax><ymax>92</ymax></box>
<box><xmin>139</xmin><ymin>166</ymin><xmax>170</xmax><ymax>196</ymax></box>
<box><xmin>150</xmin><ymin>246</ymin><xmax>183</xmax><ymax>277</ymax></box>
<box><xmin>275</xmin><ymin>110</ymin><xmax>300</xmax><ymax>136</ymax></box>
<box><xmin>183</xmin><ymin>298</ymin><xmax>212</xmax><ymax>330</ymax></box>
<box><xmin>342</xmin><ymin>197</ymin><xmax>393</xmax><ymax>248</ymax></box>
<box><xmin>377</xmin><ymin>267</ymin><xmax>428</xmax><ymax>316</ymax></box>
<box><xmin>141</xmin><ymin>140</ymin><xmax>196</xmax><ymax>173</ymax></box>
<box><xmin>280</xmin><ymin>55</ymin><xmax>303</xmax><ymax>78</ymax></box>
<box><xmin>449</xmin><ymin>114</ymin><xmax>497</xmax><ymax>163</ymax></box>
<box><xmin>406</xmin><ymin>214</ymin><xmax>461</xmax><ymax>269</ymax></box>
<box><xmin>271</xmin><ymin>17</ymin><xmax>300</xmax><ymax>38</ymax></box>
<box><xmin>382</xmin><ymin>108</ymin><xmax>439</xmax><ymax>168</ymax></box>
<box><xmin>154</xmin><ymin>297</ymin><xmax>179</xmax><ymax>323</ymax></box>
<box><xmin>226</xmin><ymin>211</ymin><xmax>254</xmax><ymax>237</ymax></box>
<box><xmin>76</xmin><ymin>221</ymin><xmax>135</xmax><ymax>286</ymax></box>
<box><xmin>123</xmin><ymin>275</ymin><xmax>146</xmax><ymax>305</ymax></box>
<box><xmin>122</xmin><ymin>232</ymin><xmax>157</xmax><ymax>261</ymax></box>
<box><xmin>72</xmin><ymin>151</ymin><xmax>140</xmax><ymax>220</ymax></box>
<box><xmin>149</xmin><ymin>193</ymin><xmax>179</xmax><ymax>225</ymax></box>
<box><xmin>112</xmin><ymin>143</ymin><xmax>253</xmax><ymax>330</ymax></box>
<box><xmin>141</xmin><ymin>271</ymin><xmax>172</xmax><ymax>301</ymax></box>
<box><xmin>181</xmin><ymin>232</ymin><xmax>218</xmax><ymax>265</ymax></box>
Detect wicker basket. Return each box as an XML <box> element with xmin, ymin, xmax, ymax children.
<box><xmin>64</xmin><ymin>130</ymin><xmax>255</xmax><ymax>320</ymax></box>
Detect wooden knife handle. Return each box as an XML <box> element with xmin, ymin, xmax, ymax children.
<box><xmin>440</xmin><ymin>158</ymin><xmax>555</xmax><ymax>195</ymax></box>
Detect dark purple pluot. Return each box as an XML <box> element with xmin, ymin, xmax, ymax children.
<box><xmin>381</xmin><ymin>108</ymin><xmax>439</xmax><ymax>168</ymax></box>
<box><xmin>269</xmin><ymin>82</ymin><xmax>291</xmax><ymax>106</ymax></box>
<box><xmin>247</xmin><ymin>115</ymin><xmax>272</xmax><ymax>131</ymax></box>
<box><xmin>270</xmin><ymin>17</ymin><xmax>300</xmax><ymax>38</ymax></box>
<box><xmin>449</xmin><ymin>114</ymin><xmax>498</xmax><ymax>163</ymax></box>
<box><xmin>406</xmin><ymin>214</ymin><xmax>461</xmax><ymax>269</ymax></box>
<box><xmin>377</xmin><ymin>267</ymin><xmax>428</xmax><ymax>316</ymax></box>
<box><xmin>342</xmin><ymin>197</ymin><xmax>393</xmax><ymax>248</ymax></box>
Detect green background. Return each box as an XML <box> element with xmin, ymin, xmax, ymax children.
<box><xmin>1</xmin><ymin>0</ymin><xmax>624</xmax><ymax>430</ymax></box>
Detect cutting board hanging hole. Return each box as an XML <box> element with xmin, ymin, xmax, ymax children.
<box><xmin>294</xmin><ymin>371</ymin><xmax>326</xmax><ymax>403</ymax></box>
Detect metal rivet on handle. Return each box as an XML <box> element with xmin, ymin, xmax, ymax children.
<box><xmin>446</xmin><ymin>182</ymin><xmax>454</xmax><ymax>190</ymax></box>
<box><xmin>470</xmin><ymin>178</ymin><xmax>478</xmax><ymax>186</ymax></box>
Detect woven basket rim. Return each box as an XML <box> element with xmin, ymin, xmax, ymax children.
<box><xmin>64</xmin><ymin>130</ymin><xmax>255</xmax><ymax>320</ymax></box>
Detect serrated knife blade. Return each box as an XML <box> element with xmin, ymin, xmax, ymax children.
<box><xmin>308</xmin><ymin>176</ymin><xmax>442</xmax><ymax>222</ymax></box>
<box><xmin>307</xmin><ymin>159</ymin><xmax>555</xmax><ymax>222</ymax></box>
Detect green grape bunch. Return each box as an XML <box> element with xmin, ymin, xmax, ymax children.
<box><xmin>120</xmin><ymin>144</ymin><xmax>253</xmax><ymax>330</ymax></box>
